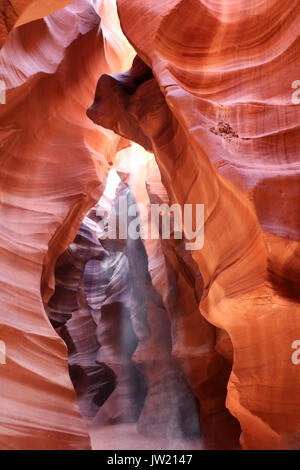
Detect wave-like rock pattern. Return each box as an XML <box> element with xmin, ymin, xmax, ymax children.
<box><xmin>47</xmin><ymin>223</ymin><xmax>116</xmax><ymax>420</ymax></box>
<box><xmin>0</xmin><ymin>0</ymin><xmax>135</xmax><ymax>449</ymax></box>
<box><xmin>87</xmin><ymin>0</ymin><xmax>300</xmax><ymax>449</ymax></box>
<box><xmin>50</xmin><ymin>173</ymin><xmax>202</xmax><ymax>440</ymax></box>
<box><xmin>83</xmin><ymin>223</ymin><xmax>146</xmax><ymax>426</ymax></box>
<box><xmin>114</xmin><ymin>147</ymin><xmax>239</xmax><ymax>447</ymax></box>
<box><xmin>1</xmin><ymin>0</ymin><xmax>299</xmax><ymax>451</ymax></box>
<box><xmin>144</xmin><ymin>166</ymin><xmax>240</xmax><ymax>449</ymax></box>
<box><xmin>111</xmin><ymin>150</ymin><xmax>202</xmax><ymax>439</ymax></box>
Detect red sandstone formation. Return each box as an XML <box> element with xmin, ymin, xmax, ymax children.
<box><xmin>50</xmin><ymin>170</ymin><xmax>202</xmax><ymax>440</ymax></box>
<box><xmin>0</xmin><ymin>0</ymin><xmax>299</xmax><ymax>451</ymax></box>
<box><xmin>0</xmin><ymin>0</ymin><xmax>134</xmax><ymax>449</ymax></box>
<box><xmin>47</xmin><ymin>222</ymin><xmax>117</xmax><ymax>420</ymax></box>
<box><xmin>87</xmin><ymin>0</ymin><xmax>300</xmax><ymax>450</ymax></box>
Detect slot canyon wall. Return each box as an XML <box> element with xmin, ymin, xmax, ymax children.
<box><xmin>0</xmin><ymin>0</ymin><xmax>300</xmax><ymax>450</ymax></box>
<box><xmin>0</xmin><ymin>0</ymin><xmax>135</xmax><ymax>449</ymax></box>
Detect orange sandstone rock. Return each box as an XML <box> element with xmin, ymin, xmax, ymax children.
<box><xmin>0</xmin><ymin>0</ymin><xmax>134</xmax><ymax>449</ymax></box>
<box><xmin>87</xmin><ymin>0</ymin><xmax>300</xmax><ymax>449</ymax></box>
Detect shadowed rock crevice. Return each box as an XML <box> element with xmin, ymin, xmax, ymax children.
<box><xmin>1</xmin><ymin>0</ymin><xmax>299</xmax><ymax>451</ymax></box>
<box><xmin>47</xmin><ymin>181</ymin><xmax>202</xmax><ymax>441</ymax></box>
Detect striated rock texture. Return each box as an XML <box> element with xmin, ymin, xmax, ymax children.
<box><xmin>144</xmin><ymin>166</ymin><xmax>240</xmax><ymax>449</ymax></box>
<box><xmin>114</xmin><ymin>145</ymin><xmax>240</xmax><ymax>448</ymax></box>
<box><xmin>0</xmin><ymin>0</ymin><xmax>299</xmax><ymax>451</ymax></box>
<box><xmin>0</xmin><ymin>1</ymin><xmax>81</xmax><ymax>48</ymax></box>
<box><xmin>49</xmin><ymin>163</ymin><xmax>202</xmax><ymax>441</ymax></box>
<box><xmin>0</xmin><ymin>0</ymin><xmax>135</xmax><ymax>449</ymax></box>
<box><xmin>46</xmin><ymin>222</ymin><xmax>118</xmax><ymax>421</ymax></box>
<box><xmin>87</xmin><ymin>0</ymin><xmax>300</xmax><ymax>450</ymax></box>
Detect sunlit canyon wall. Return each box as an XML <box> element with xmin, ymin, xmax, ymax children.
<box><xmin>0</xmin><ymin>0</ymin><xmax>300</xmax><ymax>450</ymax></box>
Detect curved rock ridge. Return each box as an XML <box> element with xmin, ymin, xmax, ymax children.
<box><xmin>144</xmin><ymin>166</ymin><xmax>240</xmax><ymax>449</ymax></box>
<box><xmin>87</xmin><ymin>0</ymin><xmax>300</xmax><ymax>449</ymax></box>
<box><xmin>46</xmin><ymin>222</ymin><xmax>117</xmax><ymax>421</ymax></box>
<box><xmin>49</xmin><ymin>158</ymin><xmax>203</xmax><ymax>442</ymax></box>
<box><xmin>50</xmin><ymin>143</ymin><xmax>237</xmax><ymax>447</ymax></box>
<box><xmin>0</xmin><ymin>1</ymin><xmax>85</xmax><ymax>48</ymax></box>
<box><xmin>0</xmin><ymin>0</ymin><xmax>135</xmax><ymax>449</ymax></box>
<box><xmin>0</xmin><ymin>0</ymin><xmax>299</xmax><ymax>451</ymax></box>
<box><xmin>115</xmin><ymin>145</ymin><xmax>240</xmax><ymax>448</ymax></box>
<box><xmin>12</xmin><ymin>1</ymin><xmax>77</xmax><ymax>28</ymax></box>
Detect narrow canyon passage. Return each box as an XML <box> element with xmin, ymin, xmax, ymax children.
<box><xmin>0</xmin><ymin>0</ymin><xmax>299</xmax><ymax>451</ymax></box>
<box><xmin>46</xmin><ymin>150</ymin><xmax>240</xmax><ymax>449</ymax></box>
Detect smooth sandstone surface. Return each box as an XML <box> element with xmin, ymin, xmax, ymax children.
<box><xmin>0</xmin><ymin>0</ymin><xmax>77</xmax><ymax>47</ymax></box>
<box><xmin>0</xmin><ymin>0</ymin><xmax>134</xmax><ymax>449</ymax></box>
<box><xmin>87</xmin><ymin>0</ymin><xmax>300</xmax><ymax>449</ymax></box>
<box><xmin>115</xmin><ymin>146</ymin><xmax>240</xmax><ymax>448</ymax></box>
<box><xmin>0</xmin><ymin>0</ymin><xmax>299</xmax><ymax>451</ymax></box>
<box><xmin>50</xmin><ymin>157</ymin><xmax>203</xmax><ymax>441</ymax></box>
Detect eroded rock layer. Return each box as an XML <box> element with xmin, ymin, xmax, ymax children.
<box><xmin>0</xmin><ymin>0</ymin><xmax>134</xmax><ymax>449</ymax></box>
<box><xmin>49</xmin><ymin>164</ymin><xmax>203</xmax><ymax>442</ymax></box>
<box><xmin>0</xmin><ymin>0</ymin><xmax>299</xmax><ymax>451</ymax></box>
<box><xmin>87</xmin><ymin>0</ymin><xmax>300</xmax><ymax>449</ymax></box>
